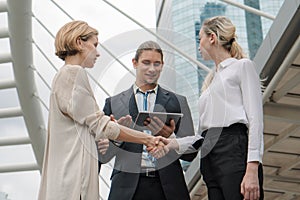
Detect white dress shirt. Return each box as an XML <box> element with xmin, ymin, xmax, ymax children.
<box><xmin>177</xmin><ymin>58</ymin><xmax>264</xmax><ymax>163</ymax></box>
<box><xmin>133</xmin><ymin>84</ymin><xmax>158</xmax><ymax>168</ymax></box>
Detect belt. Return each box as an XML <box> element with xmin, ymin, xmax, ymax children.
<box><xmin>140</xmin><ymin>168</ymin><xmax>159</xmax><ymax>178</ymax></box>
<box><xmin>202</xmin><ymin>123</ymin><xmax>247</xmax><ymax>137</ymax></box>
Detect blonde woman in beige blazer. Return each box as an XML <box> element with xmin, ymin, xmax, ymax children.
<box><xmin>38</xmin><ymin>21</ymin><xmax>163</xmax><ymax>200</ymax></box>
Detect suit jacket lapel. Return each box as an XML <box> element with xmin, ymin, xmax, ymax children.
<box><xmin>154</xmin><ymin>86</ymin><xmax>170</xmax><ymax>112</ymax></box>
<box><xmin>122</xmin><ymin>87</ymin><xmax>143</xmax><ymax>153</ymax></box>
<box><xmin>128</xmin><ymin>94</ymin><xmax>139</xmax><ymax>121</ymax></box>
<box><xmin>118</xmin><ymin>87</ymin><xmax>139</xmax><ymax>124</ymax></box>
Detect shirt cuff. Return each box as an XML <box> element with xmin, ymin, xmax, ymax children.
<box><xmin>175</xmin><ymin>138</ymin><xmax>190</xmax><ymax>154</ymax></box>
<box><xmin>103</xmin><ymin>121</ymin><xmax>120</xmax><ymax>140</ymax></box>
<box><xmin>247</xmin><ymin>150</ymin><xmax>262</xmax><ymax>163</ymax></box>
<box><xmin>168</xmin><ymin>132</ymin><xmax>176</xmax><ymax>139</ymax></box>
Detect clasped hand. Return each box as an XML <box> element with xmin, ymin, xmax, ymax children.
<box><xmin>145</xmin><ymin>136</ymin><xmax>165</xmax><ymax>157</ymax></box>
<box><xmin>147</xmin><ymin>137</ymin><xmax>179</xmax><ymax>159</ymax></box>
<box><xmin>144</xmin><ymin>116</ymin><xmax>177</xmax><ymax>158</ymax></box>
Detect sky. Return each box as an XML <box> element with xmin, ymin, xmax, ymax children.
<box><xmin>0</xmin><ymin>0</ymin><xmax>156</xmax><ymax>199</ymax></box>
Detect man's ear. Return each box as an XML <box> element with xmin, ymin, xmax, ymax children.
<box><xmin>132</xmin><ymin>58</ymin><xmax>138</xmax><ymax>69</ymax></box>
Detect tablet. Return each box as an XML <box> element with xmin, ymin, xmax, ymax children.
<box><xmin>134</xmin><ymin>111</ymin><xmax>183</xmax><ymax>127</ymax></box>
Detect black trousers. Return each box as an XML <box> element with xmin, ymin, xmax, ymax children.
<box><xmin>200</xmin><ymin>123</ymin><xmax>264</xmax><ymax>200</ymax></box>
<box><xmin>132</xmin><ymin>175</ymin><xmax>167</xmax><ymax>200</ymax></box>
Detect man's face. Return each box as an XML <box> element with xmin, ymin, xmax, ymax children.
<box><xmin>133</xmin><ymin>50</ymin><xmax>163</xmax><ymax>88</ymax></box>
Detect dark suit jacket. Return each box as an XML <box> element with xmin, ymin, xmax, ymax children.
<box><xmin>99</xmin><ymin>85</ymin><xmax>196</xmax><ymax>200</ymax></box>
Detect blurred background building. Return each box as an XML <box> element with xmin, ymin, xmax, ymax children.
<box><xmin>0</xmin><ymin>192</ymin><xmax>11</xmax><ymax>200</ymax></box>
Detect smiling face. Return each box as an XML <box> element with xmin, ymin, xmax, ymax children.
<box><xmin>133</xmin><ymin>50</ymin><xmax>163</xmax><ymax>90</ymax></box>
<box><xmin>78</xmin><ymin>35</ymin><xmax>100</xmax><ymax>68</ymax></box>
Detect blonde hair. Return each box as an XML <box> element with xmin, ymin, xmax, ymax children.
<box><xmin>201</xmin><ymin>16</ymin><xmax>246</xmax><ymax>92</ymax></box>
<box><xmin>55</xmin><ymin>20</ymin><xmax>98</xmax><ymax>61</ymax></box>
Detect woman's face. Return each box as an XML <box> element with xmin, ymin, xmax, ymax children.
<box><xmin>80</xmin><ymin>35</ymin><xmax>100</xmax><ymax>68</ymax></box>
<box><xmin>198</xmin><ymin>28</ymin><xmax>212</xmax><ymax>60</ymax></box>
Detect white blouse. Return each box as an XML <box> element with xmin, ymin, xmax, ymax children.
<box><xmin>38</xmin><ymin>65</ymin><xmax>120</xmax><ymax>200</ymax></box>
<box><xmin>177</xmin><ymin>58</ymin><xmax>264</xmax><ymax>163</ymax></box>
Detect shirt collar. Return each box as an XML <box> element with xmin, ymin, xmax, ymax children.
<box><xmin>133</xmin><ymin>83</ymin><xmax>158</xmax><ymax>95</ymax></box>
<box><xmin>218</xmin><ymin>57</ymin><xmax>237</xmax><ymax>69</ymax></box>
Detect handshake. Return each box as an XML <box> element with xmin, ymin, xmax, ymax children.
<box><xmin>145</xmin><ymin>136</ymin><xmax>179</xmax><ymax>159</ymax></box>
<box><xmin>97</xmin><ymin>136</ymin><xmax>179</xmax><ymax>159</ymax></box>
<box><xmin>97</xmin><ymin>114</ymin><xmax>180</xmax><ymax>159</ymax></box>
<box><xmin>122</xmin><ymin>113</ymin><xmax>179</xmax><ymax>159</ymax></box>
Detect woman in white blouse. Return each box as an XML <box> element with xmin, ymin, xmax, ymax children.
<box><xmin>38</xmin><ymin>21</ymin><xmax>162</xmax><ymax>200</ymax></box>
<box><xmin>152</xmin><ymin>16</ymin><xmax>264</xmax><ymax>200</ymax></box>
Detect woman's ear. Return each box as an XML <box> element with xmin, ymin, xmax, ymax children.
<box><xmin>210</xmin><ymin>33</ymin><xmax>216</xmax><ymax>45</ymax></box>
<box><xmin>76</xmin><ymin>37</ymin><xmax>81</xmax><ymax>45</ymax></box>
<box><xmin>76</xmin><ymin>37</ymin><xmax>84</xmax><ymax>51</ymax></box>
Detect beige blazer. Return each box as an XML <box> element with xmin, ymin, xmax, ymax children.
<box><xmin>38</xmin><ymin>65</ymin><xmax>119</xmax><ymax>200</ymax></box>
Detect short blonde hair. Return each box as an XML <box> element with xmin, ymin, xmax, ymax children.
<box><xmin>55</xmin><ymin>20</ymin><xmax>98</xmax><ymax>61</ymax></box>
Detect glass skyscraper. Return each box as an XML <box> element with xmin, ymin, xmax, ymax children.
<box><xmin>157</xmin><ymin>0</ymin><xmax>203</xmax><ymax>127</ymax></box>
<box><xmin>171</xmin><ymin>0</ymin><xmax>202</xmax><ymax>126</ymax></box>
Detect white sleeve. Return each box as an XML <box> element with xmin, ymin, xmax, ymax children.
<box><xmin>175</xmin><ymin>132</ymin><xmax>203</xmax><ymax>154</ymax></box>
<box><xmin>239</xmin><ymin>60</ymin><xmax>264</xmax><ymax>163</ymax></box>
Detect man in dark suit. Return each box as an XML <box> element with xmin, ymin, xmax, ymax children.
<box><xmin>99</xmin><ymin>41</ymin><xmax>196</xmax><ymax>200</ymax></box>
